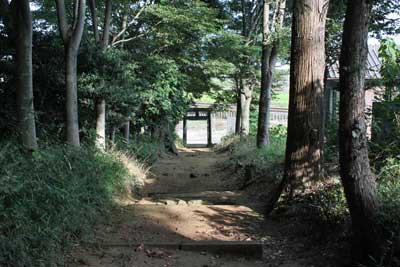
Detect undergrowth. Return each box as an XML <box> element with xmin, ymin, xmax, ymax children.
<box><xmin>0</xmin><ymin>143</ymin><xmax>142</xmax><ymax>266</ymax></box>
<box><xmin>376</xmin><ymin>157</ymin><xmax>400</xmax><ymax>240</ymax></box>
<box><xmin>115</xmin><ymin>136</ymin><xmax>165</xmax><ymax>165</ymax></box>
<box><xmin>218</xmin><ymin>125</ymin><xmax>287</xmax><ymax>170</ymax></box>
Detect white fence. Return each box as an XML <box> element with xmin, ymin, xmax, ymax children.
<box><xmin>176</xmin><ymin>107</ymin><xmax>288</xmax><ymax>145</ymax></box>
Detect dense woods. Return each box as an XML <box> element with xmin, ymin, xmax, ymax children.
<box><xmin>1</xmin><ymin>0</ymin><xmax>400</xmax><ymax>266</ymax></box>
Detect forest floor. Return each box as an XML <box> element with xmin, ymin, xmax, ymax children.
<box><xmin>69</xmin><ymin>148</ymin><xmax>347</xmax><ymax>267</ymax></box>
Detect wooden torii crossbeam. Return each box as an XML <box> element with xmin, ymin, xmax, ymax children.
<box><xmin>183</xmin><ymin>107</ymin><xmax>212</xmax><ymax>147</ymax></box>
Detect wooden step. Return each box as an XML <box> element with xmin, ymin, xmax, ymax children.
<box><xmin>85</xmin><ymin>240</ymin><xmax>263</xmax><ymax>259</ymax></box>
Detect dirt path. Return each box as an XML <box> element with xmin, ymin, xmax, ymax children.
<box><xmin>69</xmin><ymin>148</ymin><xmax>345</xmax><ymax>267</ymax></box>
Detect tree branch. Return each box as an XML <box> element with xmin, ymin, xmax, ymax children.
<box><xmin>88</xmin><ymin>0</ymin><xmax>100</xmax><ymax>42</ymax></box>
<box><xmin>55</xmin><ymin>0</ymin><xmax>69</xmax><ymax>43</ymax></box>
<box><xmin>111</xmin><ymin>2</ymin><xmax>148</xmax><ymax>44</ymax></box>
<box><xmin>101</xmin><ymin>0</ymin><xmax>112</xmax><ymax>49</ymax></box>
<box><xmin>70</xmin><ymin>0</ymin><xmax>86</xmax><ymax>49</ymax></box>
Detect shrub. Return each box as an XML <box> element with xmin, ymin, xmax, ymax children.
<box><xmin>0</xmin><ymin>143</ymin><xmax>133</xmax><ymax>266</ymax></box>
<box><xmin>377</xmin><ymin>157</ymin><xmax>400</xmax><ymax>235</ymax></box>
<box><xmin>227</xmin><ymin>125</ymin><xmax>286</xmax><ymax>170</ymax></box>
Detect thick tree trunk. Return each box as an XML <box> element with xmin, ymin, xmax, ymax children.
<box><xmin>284</xmin><ymin>0</ymin><xmax>328</xmax><ymax>190</ymax></box>
<box><xmin>265</xmin><ymin>0</ymin><xmax>328</xmax><ymax>214</ymax></box>
<box><xmin>95</xmin><ymin>98</ymin><xmax>106</xmax><ymax>149</ymax></box>
<box><xmin>14</xmin><ymin>0</ymin><xmax>37</xmax><ymax>151</ymax></box>
<box><xmin>339</xmin><ymin>0</ymin><xmax>383</xmax><ymax>265</ymax></box>
<box><xmin>240</xmin><ymin>81</ymin><xmax>252</xmax><ymax>137</ymax></box>
<box><xmin>65</xmin><ymin>46</ymin><xmax>80</xmax><ymax>146</ymax></box>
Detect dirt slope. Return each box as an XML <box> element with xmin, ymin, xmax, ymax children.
<box><xmin>69</xmin><ymin>148</ymin><xmax>346</xmax><ymax>267</ymax></box>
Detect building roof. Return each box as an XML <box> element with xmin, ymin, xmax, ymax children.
<box><xmin>327</xmin><ymin>45</ymin><xmax>381</xmax><ymax>80</ymax></box>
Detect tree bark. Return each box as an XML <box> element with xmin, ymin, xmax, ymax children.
<box><xmin>124</xmin><ymin>120</ymin><xmax>130</xmax><ymax>144</ymax></box>
<box><xmin>257</xmin><ymin>0</ymin><xmax>286</xmax><ymax>148</ymax></box>
<box><xmin>95</xmin><ymin>98</ymin><xmax>106</xmax><ymax>149</ymax></box>
<box><xmin>284</xmin><ymin>0</ymin><xmax>328</xmax><ymax>190</ymax></box>
<box><xmin>265</xmin><ymin>0</ymin><xmax>328</xmax><ymax>214</ymax></box>
<box><xmin>14</xmin><ymin>0</ymin><xmax>38</xmax><ymax>151</ymax></box>
<box><xmin>235</xmin><ymin>79</ymin><xmax>241</xmax><ymax>134</ymax></box>
<box><xmin>65</xmin><ymin>46</ymin><xmax>80</xmax><ymax>146</ymax></box>
<box><xmin>339</xmin><ymin>0</ymin><xmax>383</xmax><ymax>265</ymax></box>
<box><xmin>257</xmin><ymin>0</ymin><xmax>272</xmax><ymax>147</ymax></box>
<box><xmin>56</xmin><ymin>0</ymin><xmax>86</xmax><ymax>147</ymax></box>
<box><xmin>91</xmin><ymin>0</ymin><xmax>112</xmax><ymax>149</ymax></box>
<box><xmin>240</xmin><ymin>80</ymin><xmax>252</xmax><ymax>137</ymax></box>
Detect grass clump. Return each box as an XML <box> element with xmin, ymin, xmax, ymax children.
<box><xmin>0</xmin><ymin>143</ymin><xmax>134</xmax><ymax>266</ymax></box>
<box><xmin>221</xmin><ymin>125</ymin><xmax>287</xmax><ymax>169</ymax></box>
<box><xmin>116</xmin><ymin>136</ymin><xmax>165</xmax><ymax>165</ymax></box>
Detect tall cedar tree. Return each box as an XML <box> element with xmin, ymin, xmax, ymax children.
<box><xmin>265</xmin><ymin>0</ymin><xmax>329</xmax><ymax>213</ymax></box>
<box><xmin>339</xmin><ymin>0</ymin><xmax>383</xmax><ymax>264</ymax></box>
<box><xmin>55</xmin><ymin>0</ymin><xmax>86</xmax><ymax>147</ymax></box>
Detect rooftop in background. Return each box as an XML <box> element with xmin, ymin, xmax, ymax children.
<box><xmin>327</xmin><ymin>45</ymin><xmax>382</xmax><ymax>80</ymax></box>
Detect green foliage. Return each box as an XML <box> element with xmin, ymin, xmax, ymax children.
<box><xmin>325</xmin><ymin>121</ymin><xmax>339</xmax><ymax>163</ymax></box>
<box><xmin>377</xmin><ymin>158</ymin><xmax>400</xmax><ymax>235</ymax></box>
<box><xmin>299</xmin><ymin>180</ymin><xmax>349</xmax><ymax>225</ymax></box>
<box><xmin>379</xmin><ymin>38</ymin><xmax>400</xmax><ymax>101</ymax></box>
<box><xmin>223</xmin><ymin>126</ymin><xmax>287</xmax><ymax>170</ymax></box>
<box><xmin>370</xmin><ymin>40</ymin><xmax>400</xmax><ymax>162</ymax></box>
<box><xmin>116</xmin><ymin>136</ymin><xmax>165</xmax><ymax>165</ymax></box>
<box><xmin>0</xmin><ymin>143</ymin><xmax>131</xmax><ymax>266</ymax></box>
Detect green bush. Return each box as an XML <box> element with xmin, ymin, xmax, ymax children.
<box><xmin>299</xmin><ymin>179</ymin><xmax>349</xmax><ymax>224</ymax></box>
<box><xmin>377</xmin><ymin>157</ymin><xmax>400</xmax><ymax>235</ymax></box>
<box><xmin>227</xmin><ymin>126</ymin><xmax>286</xmax><ymax>170</ymax></box>
<box><xmin>0</xmin><ymin>143</ymin><xmax>130</xmax><ymax>266</ymax></box>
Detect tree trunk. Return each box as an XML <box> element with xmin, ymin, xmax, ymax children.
<box><xmin>284</xmin><ymin>0</ymin><xmax>328</xmax><ymax>190</ymax></box>
<box><xmin>111</xmin><ymin>126</ymin><xmax>116</xmax><ymax>143</ymax></box>
<box><xmin>265</xmin><ymin>0</ymin><xmax>328</xmax><ymax>214</ymax></box>
<box><xmin>14</xmin><ymin>0</ymin><xmax>37</xmax><ymax>151</ymax></box>
<box><xmin>240</xmin><ymin>80</ymin><xmax>252</xmax><ymax>137</ymax></box>
<box><xmin>235</xmin><ymin>80</ymin><xmax>241</xmax><ymax>134</ymax></box>
<box><xmin>65</xmin><ymin>46</ymin><xmax>80</xmax><ymax>146</ymax></box>
<box><xmin>56</xmin><ymin>0</ymin><xmax>86</xmax><ymax>147</ymax></box>
<box><xmin>124</xmin><ymin>120</ymin><xmax>130</xmax><ymax>144</ymax></box>
<box><xmin>95</xmin><ymin>98</ymin><xmax>106</xmax><ymax>149</ymax></box>
<box><xmin>257</xmin><ymin>0</ymin><xmax>272</xmax><ymax>147</ymax></box>
<box><xmin>339</xmin><ymin>0</ymin><xmax>383</xmax><ymax>265</ymax></box>
<box><xmin>257</xmin><ymin>0</ymin><xmax>286</xmax><ymax>148</ymax></box>
<box><xmin>93</xmin><ymin>0</ymin><xmax>112</xmax><ymax>149</ymax></box>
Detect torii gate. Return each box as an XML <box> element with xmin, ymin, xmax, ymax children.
<box><xmin>182</xmin><ymin>107</ymin><xmax>212</xmax><ymax>147</ymax></box>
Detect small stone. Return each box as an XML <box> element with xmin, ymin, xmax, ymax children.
<box><xmin>177</xmin><ymin>200</ymin><xmax>187</xmax><ymax>206</ymax></box>
<box><xmin>188</xmin><ymin>200</ymin><xmax>203</xmax><ymax>205</ymax></box>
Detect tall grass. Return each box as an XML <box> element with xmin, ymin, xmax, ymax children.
<box><xmin>0</xmin><ymin>143</ymin><xmax>138</xmax><ymax>266</ymax></box>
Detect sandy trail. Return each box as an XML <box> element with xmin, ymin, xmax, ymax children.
<box><xmin>69</xmin><ymin>148</ymin><xmax>267</xmax><ymax>266</ymax></box>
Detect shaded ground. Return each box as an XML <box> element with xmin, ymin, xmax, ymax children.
<box><xmin>69</xmin><ymin>148</ymin><xmax>347</xmax><ymax>267</ymax></box>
